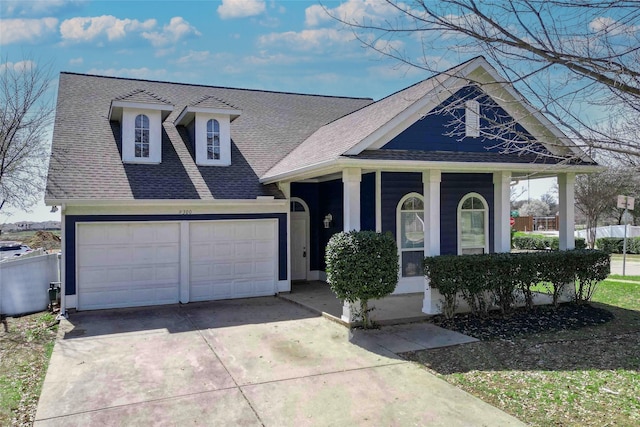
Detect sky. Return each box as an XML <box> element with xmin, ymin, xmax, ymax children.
<box><xmin>1</xmin><ymin>0</ymin><xmax>560</xmax><ymax>223</ymax></box>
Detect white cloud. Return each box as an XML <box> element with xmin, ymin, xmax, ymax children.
<box><xmin>86</xmin><ymin>67</ymin><xmax>167</xmax><ymax>80</ymax></box>
<box><xmin>69</xmin><ymin>57</ymin><xmax>83</xmax><ymax>65</ymax></box>
<box><xmin>60</xmin><ymin>15</ymin><xmax>155</xmax><ymax>43</ymax></box>
<box><xmin>1</xmin><ymin>0</ymin><xmax>85</xmax><ymax>17</ymax></box>
<box><xmin>0</xmin><ymin>60</ymin><xmax>36</xmax><ymax>73</ymax></box>
<box><xmin>218</xmin><ymin>0</ymin><xmax>266</xmax><ymax>19</ymax></box>
<box><xmin>176</xmin><ymin>50</ymin><xmax>211</xmax><ymax>64</ymax></box>
<box><xmin>305</xmin><ymin>0</ymin><xmax>406</xmax><ymax>27</ymax></box>
<box><xmin>258</xmin><ymin>28</ymin><xmax>356</xmax><ymax>51</ymax></box>
<box><xmin>590</xmin><ymin>16</ymin><xmax>639</xmax><ymax>35</ymax></box>
<box><xmin>0</xmin><ymin>17</ymin><xmax>58</xmax><ymax>45</ymax></box>
<box><xmin>141</xmin><ymin>17</ymin><xmax>200</xmax><ymax>47</ymax></box>
<box><xmin>244</xmin><ymin>52</ymin><xmax>300</xmax><ymax>66</ymax></box>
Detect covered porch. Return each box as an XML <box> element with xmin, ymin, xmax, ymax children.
<box><xmin>279</xmin><ymin>281</ymin><xmax>428</xmax><ymax>327</ymax></box>
<box><xmin>279</xmin><ymin>167</ymin><xmax>578</xmax><ymax>323</ymax></box>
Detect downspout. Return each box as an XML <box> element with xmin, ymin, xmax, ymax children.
<box><xmin>56</xmin><ymin>204</ymin><xmax>68</xmax><ymax>320</ymax></box>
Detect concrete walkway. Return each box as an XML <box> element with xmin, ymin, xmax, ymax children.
<box><xmin>280</xmin><ymin>281</ymin><xmax>430</xmax><ymax>326</ymax></box>
<box><xmin>611</xmin><ymin>259</ymin><xmax>640</xmax><ymax>276</ymax></box>
<box><xmin>35</xmin><ymin>297</ymin><xmax>523</xmax><ymax>426</ymax></box>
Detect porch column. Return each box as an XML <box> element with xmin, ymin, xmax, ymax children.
<box><xmin>341</xmin><ymin>167</ymin><xmax>361</xmax><ymax>323</ymax></box>
<box><xmin>422</xmin><ymin>170</ymin><xmax>441</xmax><ymax>315</ymax></box>
<box><xmin>493</xmin><ymin>171</ymin><xmax>512</xmax><ymax>253</ymax></box>
<box><xmin>558</xmin><ymin>173</ymin><xmax>576</xmax><ymax>250</ymax></box>
<box><xmin>342</xmin><ymin>167</ymin><xmax>361</xmax><ymax>232</ymax></box>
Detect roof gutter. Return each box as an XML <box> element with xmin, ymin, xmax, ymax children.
<box><xmin>44</xmin><ymin>198</ymin><xmax>288</xmax><ymax>207</ymax></box>
<box><xmin>260</xmin><ymin>158</ymin><xmax>604</xmax><ymax>184</ymax></box>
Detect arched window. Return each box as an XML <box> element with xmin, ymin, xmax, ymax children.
<box><xmin>458</xmin><ymin>193</ymin><xmax>489</xmax><ymax>255</ymax></box>
<box><xmin>397</xmin><ymin>193</ymin><xmax>424</xmax><ymax>277</ymax></box>
<box><xmin>207</xmin><ymin>119</ymin><xmax>220</xmax><ymax>160</ymax></box>
<box><xmin>134</xmin><ymin>114</ymin><xmax>150</xmax><ymax>158</ymax></box>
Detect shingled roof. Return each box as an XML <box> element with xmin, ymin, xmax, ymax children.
<box><xmin>46</xmin><ymin>73</ymin><xmax>372</xmax><ymax>201</ymax></box>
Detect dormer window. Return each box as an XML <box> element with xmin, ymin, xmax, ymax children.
<box><xmin>176</xmin><ymin>96</ymin><xmax>241</xmax><ymax>167</ymax></box>
<box><xmin>108</xmin><ymin>89</ymin><xmax>173</xmax><ymax>164</ymax></box>
<box><xmin>135</xmin><ymin>114</ymin><xmax>150</xmax><ymax>158</ymax></box>
<box><xmin>207</xmin><ymin>119</ymin><xmax>220</xmax><ymax>160</ymax></box>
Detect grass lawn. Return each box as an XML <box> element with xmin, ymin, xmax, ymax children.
<box><xmin>405</xmin><ymin>279</ymin><xmax>640</xmax><ymax>426</ymax></box>
<box><xmin>0</xmin><ymin>312</ymin><xmax>58</xmax><ymax>426</ymax></box>
<box><xmin>611</xmin><ymin>254</ymin><xmax>640</xmax><ymax>262</ymax></box>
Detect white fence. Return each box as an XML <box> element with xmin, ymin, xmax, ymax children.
<box><xmin>0</xmin><ymin>253</ymin><xmax>60</xmax><ymax>316</ymax></box>
<box><xmin>576</xmin><ymin>225</ymin><xmax>640</xmax><ymax>240</ymax></box>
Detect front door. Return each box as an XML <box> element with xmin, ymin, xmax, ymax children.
<box><xmin>290</xmin><ymin>199</ymin><xmax>308</xmax><ymax>281</ymax></box>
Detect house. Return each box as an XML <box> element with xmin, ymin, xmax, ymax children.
<box><xmin>45</xmin><ymin>57</ymin><xmax>599</xmax><ymax>319</ymax></box>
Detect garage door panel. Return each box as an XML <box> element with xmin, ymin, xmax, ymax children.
<box><xmin>77</xmin><ymin>223</ymin><xmax>180</xmax><ymax>310</ymax></box>
<box><xmin>189</xmin><ymin>220</ymin><xmax>277</xmax><ymax>302</ymax></box>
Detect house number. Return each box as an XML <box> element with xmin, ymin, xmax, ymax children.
<box><xmin>179</xmin><ymin>210</ymin><xmax>192</xmax><ymax>215</ymax></box>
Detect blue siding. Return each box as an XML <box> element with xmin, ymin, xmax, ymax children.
<box><xmin>360</xmin><ymin>173</ymin><xmax>376</xmax><ymax>231</ymax></box>
<box><xmin>291</xmin><ymin>180</ymin><xmax>343</xmax><ymax>271</ymax></box>
<box><xmin>318</xmin><ymin>180</ymin><xmax>343</xmax><ymax>270</ymax></box>
<box><xmin>64</xmin><ymin>213</ymin><xmax>287</xmax><ymax>296</ymax></box>
<box><xmin>291</xmin><ymin>182</ymin><xmax>321</xmax><ymax>271</ymax></box>
<box><xmin>382</xmin><ymin>85</ymin><xmax>543</xmax><ymax>153</ymax></box>
<box><xmin>381</xmin><ymin>172</ymin><xmax>423</xmax><ymax>239</ymax></box>
<box><xmin>440</xmin><ymin>173</ymin><xmax>494</xmax><ymax>255</ymax></box>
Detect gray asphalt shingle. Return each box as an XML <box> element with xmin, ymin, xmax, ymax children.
<box><xmin>46</xmin><ymin>73</ymin><xmax>372</xmax><ymax>201</ymax></box>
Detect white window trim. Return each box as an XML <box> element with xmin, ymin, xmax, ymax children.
<box><xmin>134</xmin><ymin>114</ymin><xmax>150</xmax><ymax>158</ymax></box>
<box><xmin>206</xmin><ymin>119</ymin><xmax>220</xmax><ymax>160</ymax></box>
<box><xmin>396</xmin><ymin>192</ymin><xmax>425</xmax><ymax>278</ymax></box>
<box><xmin>465</xmin><ymin>100</ymin><xmax>480</xmax><ymax>138</ymax></box>
<box><xmin>195</xmin><ymin>113</ymin><xmax>231</xmax><ymax>166</ymax></box>
<box><xmin>457</xmin><ymin>192</ymin><xmax>489</xmax><ymax>255</ymax></box>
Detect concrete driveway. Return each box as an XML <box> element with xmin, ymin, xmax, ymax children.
<box><xmin>35</xmin><ymin>297</ymin><xmax>523</xmax><ymax>426</ymax></box>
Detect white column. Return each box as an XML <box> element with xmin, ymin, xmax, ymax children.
<box><xmin>279</xmin><ymin>182</ymin><xmax>292</xmax><ymax>292</ymax></box>
<box><xmin>179</xmin><ymin>221</ymin><xmax>190</xmax><ymax>303</ymax></box>
<box><xmin>342</xmin><ymin>168</ymin><xmax>361</xmax><ymax>232</ymax></box>
<box><xmin>341</xmin><ymin>168</ymin><xmax>362</xmax><ymax>323</ymax></box>
<box><xmin>493</xmin><ymin>171</ymin><xmax>512</xmax><ymax>253</ymax></box>
<box><xmin>558</xmin><ymin>173</ymin><xmax>576</xmax><ymax>250</ymax></box>
<box><xmin>422</xmin><ymin>170</ymin><xmax>441</xmax><ymax>315</ymax></box>
<box><xmin>375</xmin><ymin>170</ymin><xmax>382</xmax><ymax>232</ymax></box>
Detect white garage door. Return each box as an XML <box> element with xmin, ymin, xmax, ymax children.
<box><xmin>77</xmin><ymin>223</ymin><xmax>181</xmax><ymax>310</ymax></box>
<box><xmin>189</xmin><ymin>220</ymin><xmax>277</xmax><ymax>302</ymax></box>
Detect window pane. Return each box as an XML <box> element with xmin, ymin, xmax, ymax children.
<box><xmin>461</xmin><ymin>211</ymin><xmax>485</xmax><ymax>248</ymax></box>
<box><xmin>290</xmin><ymin>201</ymin><xmax>305</xmax><ymax>212</ymax></box>
<box><xmin>401</xmin><ymin>211</ymin><xmax>424</xmax><ymax>249</ymax></box>
<box><xmin>142</xmin><ymin>130</ymin><xmax>149</xmax><ymax>144</ymax></box>
<box><xmin>207</xmin><ymin>119</ymin><xmax>213</xmax><ymax>133</ymax></box>
<box><xmin>402</xmin><ymin>251</ymin><xmax>423</xmax><ymax>277</ymax></box>
<box><xmin>462</xmin><ymin>197</ymin><xmax>473</xmax><ymax>209</ymax></box>
<box><xmin>402</xmin><ymin>197</ymin><xmax>423</xmax><ymax>211</ymax></box>
<box><xmin>213</xmin><ymin>119</ymin><xmax>219</xmax><ymax>132</ymax></box>
<box><xmin>135</xmin><ymin>145</ymin><xmax>141</xmax><ymax>157</ymax></box>
<box><xmin>135</xmin><ymin>115</ymin><xmax>142</xmax><ymax>127</ymax></box>
<box><xmin>142</xmin><ymin>145</ymin><xmax>149</xmax><ymax>158</ymax></box>
<box><xmin>207</xmin><ymin>146</ymin><xmax>213</xmax><ymax>160</ymax></box>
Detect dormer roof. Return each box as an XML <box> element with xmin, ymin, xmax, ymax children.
<box><xmin>109</xmin><ymin>89</ymin><xmax>174</xmax><ymax>121</ymax></box>
<box><xmin>175</xmin><ymin>95</ymin><xmax>242</xmax><ymax>126</ymax></box>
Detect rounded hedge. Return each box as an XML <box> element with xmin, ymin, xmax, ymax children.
<box><xmin>325</xmin><ymin>231</ymin><xmax>399</xmax><ymax>304</ymax></box>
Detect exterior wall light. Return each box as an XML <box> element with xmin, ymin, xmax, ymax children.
<box><xmin>323</xmin><ymin>214</ymin><xmax>333</xmax><ymax>229</ymax></box>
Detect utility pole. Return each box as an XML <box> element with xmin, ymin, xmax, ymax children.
<box><xmin>617</xmin><ymin>195</ymin><xmax>635</xmax><ymax>276</ymax></box>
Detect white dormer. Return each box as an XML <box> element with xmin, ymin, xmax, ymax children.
<box><xmin>176</xmin><ymin>96</ymin><xmax>241</xmax><ymax>166</ymax></box>
<box><xmin>109</xmin><ymin>89</ymin><xmax>173</xmax><ymax>164</ymax></box>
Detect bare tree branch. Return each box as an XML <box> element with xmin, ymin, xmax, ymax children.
<box><xmin>326</xmin><ymin>0</ymin><xmax>640</xmax><ymax>160</ymax></box>
<box><xmin>0</xmin><ymin>57</ymin><xmax>54</xmax><ymax>212</ymax></box>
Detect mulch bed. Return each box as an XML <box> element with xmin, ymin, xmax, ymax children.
<box><xmin>430</xmin><ymin>303</ymin><xmax>614</xmax><ymax>341</ymax></box>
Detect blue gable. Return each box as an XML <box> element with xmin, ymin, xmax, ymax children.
<box><xmin>381</xmin><ymin>85</ymin><xmax>545</xmax><ymax>154</ymax></box>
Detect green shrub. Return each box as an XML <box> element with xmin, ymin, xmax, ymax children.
<box><xmin>325</xmin><ymin>231</ymin><xmax>398</xmax><ymax>328</ymax></box>
<box><xmin>573</xmin><ymin>250</ymin><xmax>610</xmax><ymax>304</ymax></box>
<box><xmin>424</xmin><ymin>250</ymin><xmax>610</xmax><ymax>317</ymax></box>
<box><xmin>596</xmin><ymin>237</ymin><xmax>640</xmax><ymax>254</ymax></box>
<box><xmin>513</xmin><ymin>235</ymin><xmax>586</xmax><ymax>251</ymax></box>
<box><xmin>596</xmin><ymin>237</ymin><xmax>624</xmax><ymax>253</ymax></box>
